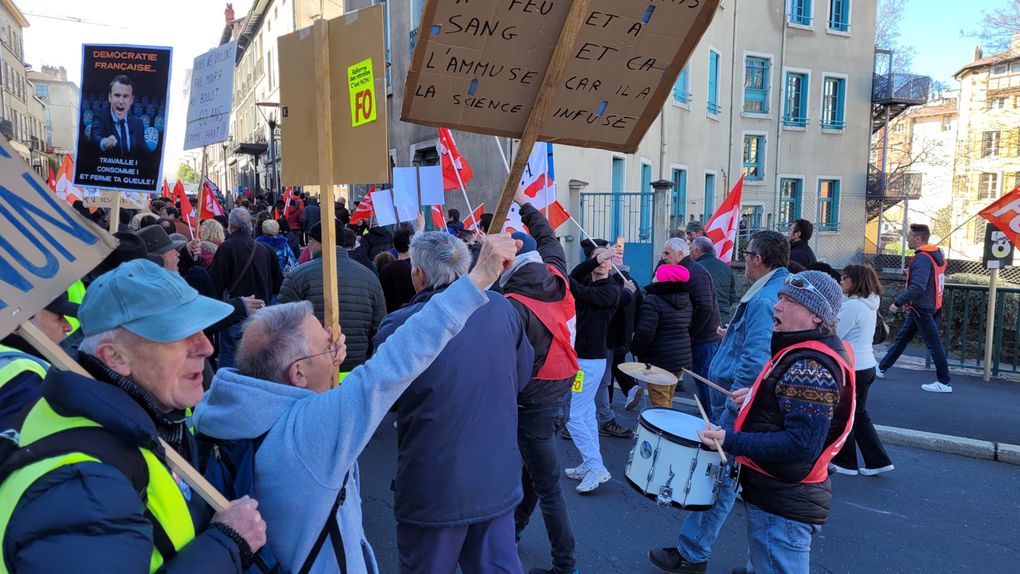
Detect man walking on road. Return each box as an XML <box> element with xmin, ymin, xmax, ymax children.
<box><xmin>877</xmin><ymin>223</ymin><xmax>952</xmax><ymax>393</ymax></box>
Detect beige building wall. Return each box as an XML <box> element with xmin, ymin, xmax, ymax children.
<box><xmin>28</xmin><ymin>67</ymin><xmax>80</xmax><ymax>155</ymax></box>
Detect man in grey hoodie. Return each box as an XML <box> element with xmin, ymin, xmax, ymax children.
<box><xmin>192</xmin><ymin>233</ymin><xmax>519</xmax><ymax>574</ymax></box>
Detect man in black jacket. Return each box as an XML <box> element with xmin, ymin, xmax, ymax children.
<box><xmin>663</xmin><ymin>237</ymin><xmax>721</xmax><ymax>414</ymax></box>
<box><xmin>209</xmin><ymin>208</ymin><xmax>283</xmax><ymax>368</ymax></box>
<box><xmin>498</xmin><ymin>190</ymin><xmax>578</xmax><ymax>574</ymax></box>
<box><xmin>788</xmin><ymin>219</ymin><xmax>817</xmax><ymax>267</ymax></box>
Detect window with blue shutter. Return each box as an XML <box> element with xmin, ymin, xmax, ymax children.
<box><xmin>779</xmin><ymin>178</ymin><xmax>803</xmax><ymax>226</ymax></box>
<box><xmin>708</xmin><ymin>51</ymin><xmax>721</xmax><ymax>115</ymax></box>
<box><xmin>743</xmin><ymin>57</ymin><xmax>770</xmax><ymax>114</ymax></box>
<box><xmin>641</xmin><ymin>163</ymin><xmax>653</xmax><ymax>240</ymax></box>
<box><xmin>742</xmin><ymin>135</ymin><xmax>765</xmax><ymax>181</ymax></box>
<box><xmin>704</xmin><ymin>173</ymin><xmax>716</xmax><ymax>221</ymax></box>
<box><xmin>821</xmin><ymin>76</ymin><xmax>846</xmax><ymax>130</ymax></box>
<box><xmin>672</xmin><ymin>168</ymin><xmax>687</xmax><ymax>227</ymax></box>
<box><xmin>828</xmin><ymin>0</ymin><xmax>850</xmax><ymax>32</ymax></box>
<box><xmin>673</xmin><ymin>65</ymin><xmax>691</xmax><ymax>104</ymax></box>
<box><xmin>783</xmin><ymin>72</ymin><xmax>809</xmax><ymax>128</ymax></box>
<box><xmin>789</xmin><ymin>0</ymin><xmax>812</xmax><ymax>26</ymax></box>
<box><xmin>818</xmin><ymin>179</ymin><xmax>840</xmax><ymax>230</ymax></box>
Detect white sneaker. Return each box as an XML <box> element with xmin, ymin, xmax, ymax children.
<box><xmin>829</xmin><ymin>463</ymin><xmax>858</xmax><ymax>476</ymax></box>
<box><xmin>576</xmin><ymin>467</ymin><xmax>611</xmax><ymax>493</ymax></box>
<box><xmin>860</xmin><ymin>464</ymin><xmax>895</xmax><ymax>476</ymax></box>
<box><xmin>624</xmin><ymin>386</ymin><xmax>644</xmax><ymax>411</ymax></box>
<box><xmin>875</xmin><ymin>368</ymin><xmax>885</xmax><ymax>379</ymax></box>
<box><xmin>921</xmin><ymin>381</ymin><xmax>953</xmax><ymax>393</ymax></box>
<box><xmin>565</xmin><ymin>463</ymin><xmax>589</xmax><ymax>481</ymax></box>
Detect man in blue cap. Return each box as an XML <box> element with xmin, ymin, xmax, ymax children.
<box><xmin>0</xmin><ymin>260</ymin><xmax>267</xmax><ymax>573</ymax></box>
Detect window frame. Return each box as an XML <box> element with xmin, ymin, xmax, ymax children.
<box><xmin>978</xmin><ymin>172</ymin><xmax>999</xmax><ymax>199</ymax></box>
<box><xmin>741</xmin><ymin>132</ymin><xmax>768</xmax><ymax>183</ymax></box>
<box><xmin>742</xmin><ymin>52</ymin><xmax>773</xmax><ymax>116</ymax></box>
<box><xmin>671</xmin><ymin>164</ymin><xmax>688</xmax><ymax>229</ymax></box>
<box><xmin>707</xmin><ymin>48</ymin><xmax>722</xmax><ymax>117</ymax></box>
<box><xmin>982</xmin><ymin>131</ymin><xmax>1001</xmax><ymax>158</ymax></box>
<box><xmin>703</xmin><ymin>170</ymin><xmax>717</xmax><ymax>221</ymax></box>
<box><xmin>788</xmin><ymin>0</ymin><xmax>814</xmax><ymax>28</ymax></box>
<box><xmin>778</xmin><ymin>176</ymin><xmax>804</xmax><ymax>227</ymax></box>
<box><xmin>820</xmin><ymin>73</ymin><xmax>847</xmax><ymax>132</ymax></box>
<box><xmin>826</xmin><ymin>0</ymin><xmax>851</xmax><ymax>34</ymax></box>
<box><xmin>816</xmin><ymin>177</ymin><xmax>841</xmax><ymax>231</ymax></box>
<box><xmin>782</xmin><ymin>68</ymin><xmax>811</xmax><ymax>129</ymax></box>
<box><xmin>672</xmin><ymin>64</ymin><xmax>692</xmax><ymax>108</ymax></box>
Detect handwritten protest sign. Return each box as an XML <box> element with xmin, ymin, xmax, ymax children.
<box><xmin>184</xmin><ymin>42</ymin><xmax>237</xmax><ymax>150</ymax></box>
<box><xmin>402</xmin><ymin>0</ymin><xmax>719</xmax><ymax>154</ymax></box>
<box><xmin>0</xmin><ymin>136</ymin><xmax>117</xmax><ymax>338</ymax></box>
<box><xmin>279</xmin><ymin>5</ymin><xmax>389</xmax><ymax>185</ymax></box>
<box><xmin>81</xmin><ymin>188</ymin><xmax>148</xmax><ymax>210</ymax></box>
<box><xmin>74</xmin><ymin>44</ymin><xmax>173</xmax><ymax>193</ymax></box>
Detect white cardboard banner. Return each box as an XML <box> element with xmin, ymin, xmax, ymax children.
<box><xmin>184</xmin><ymin>42</ymin><xmax>237</xmax><ymax>150</ymax></box>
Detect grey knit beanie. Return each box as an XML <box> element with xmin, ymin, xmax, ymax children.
<box><xmin>779</xmin><ymin>270</ymin><xmax>843</xmax><ymax>326</ymax></box>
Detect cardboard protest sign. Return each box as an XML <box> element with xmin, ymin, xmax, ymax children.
<box><xmin>74</xmin><ymin>44</ymin><xmax>173</xmax><ymax>193</ymax></box>
<box><xmin>0</xmin><ymin>136</ymin><xmax>117</xmax><ymax>338</ymax></box>
<box><xmin>81</xmin><ymin>188</ymin><xmax>149</xmax><ymax>210</ymax></box>
<box><xmin>402</xmin><ymin>0</ymin><xmax>719</xmax><ymax>153</ymax></box>
<box><xmin>184</xmin><ymin>42</ymin><xmax>237</xmax><ymax>150</ymax></box>
<box><xmin>279</xmin><ymin>5</ymin><xmax>389</xmax><ymax>185</ymax></box>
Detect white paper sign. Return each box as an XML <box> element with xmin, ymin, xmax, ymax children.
<box><xmin>371</xmin><ymin>189</ymin><xmax>416</xmax><ymax>226</ymax></box>
<box><xmin>184</xmin><ymin>42</ymin><xmax>237</xmax><ymax>150</ymax></box>
<box><xmin>392</xmin><ymin>166</ymin><xmax>444</xmax><ymax>209</ymax></box>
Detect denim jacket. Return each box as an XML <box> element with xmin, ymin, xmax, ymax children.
<box><xmin>708</xmin><ymin>267</ymin><xmax>790</xmax><ymax>419</ymax></box>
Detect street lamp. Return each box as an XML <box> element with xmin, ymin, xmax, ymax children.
<box><xmin>255</xmin><ymin>101</ymin><xmax>281</xmax><ymax>206</ymax></box>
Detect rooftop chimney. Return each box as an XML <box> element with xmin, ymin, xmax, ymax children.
<box><xmin>974</xmin><ymin>45</ymin><xmax>983</xmax><ymax>60</ymax></box>
<box><xmin>225</xmin><ymin>3</ymin><xmax>235</xmax><ymax>25</ymax></box>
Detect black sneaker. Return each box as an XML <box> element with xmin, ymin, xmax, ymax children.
<box><xmin>648</xmin><ymin>548</ymin><xmax>707</xmax><ymax>573</ymax></box>
<box><xmin>558</xmin><ymin>426</ymin><xmax>572</xmax><ymax>440</ymax></box>
<box><xmin>599</xmin><ymin>419</ymin><xmax>634</xmax><ymax>438</ymax></box>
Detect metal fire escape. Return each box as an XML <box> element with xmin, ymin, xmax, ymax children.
<box><xmin>868</xmin><ymin>49</ymin><xmax>931</xmax><ymax>258</ymax></box>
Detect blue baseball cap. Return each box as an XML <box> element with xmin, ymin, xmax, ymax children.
<box><xmin>80</xmin><ymin>259</ymin><xmax>234</xmax><ymax>343</ymax></box>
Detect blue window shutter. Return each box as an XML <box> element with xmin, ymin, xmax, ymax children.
<box><xmin>708</xmin><ymin>52</ymin><xmax>720</xmax><ymax>113</ymax></box>
<box><xmin>836</xmin><ymin>79</ymin><xmax>846</xmax><ymax>126</ymax></box>
<box><xmin>674</xmin><ymin>66</ymin><xmax>690</xmax><ymax>103</ymax></box>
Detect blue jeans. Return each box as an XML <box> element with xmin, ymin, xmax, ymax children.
<box><xmin>691</xmin><ymin>340</ymin><xmax>721</xmax><ymax>422</ymax></box>
<box><xmin>745</xmin><ymin>503</ymin><xmax>820</xmax><ymax>574</ymax></box>
<box><xmin>217</xmin><ymin>323</ymin><xmax>243</xmax><ymax>369</ymax></box>
<box><xmin>676</xmin><ymin>407</ymin><xmax>738</xmax><ymax>563</ymax></box>
<box><xmin>515</xmin><ymin>402</ymin><xmax>576</xmax><ymax>572</ymax></box>
<box><xmin>878</xmin><ymin>308</ymin><xmax>950</xmax><ymax>384</ymax></box>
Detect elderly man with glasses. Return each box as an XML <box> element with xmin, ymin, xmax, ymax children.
<box><xmin>193</xmin><ymin>233</ymin><xmax>520</xmax><ymax>574</ymax></box>
<box><xmin>650</xmin><ymin>230</ymin><xmax>792</xmax><ymax>574</ymax></box>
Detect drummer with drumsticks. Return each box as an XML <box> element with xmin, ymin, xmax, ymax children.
<box><xmin>694</xmin><ymin>270</ymin><xmax>855</xmax><ymax>574</ymax></box>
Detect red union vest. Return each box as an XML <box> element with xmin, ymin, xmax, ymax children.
<box><xmin>733</xmin><ymin>340</ymin><xmax>856</xmax><ymax>484</ymax></box>
<box><xmin>505</xmin><ymin>265</ymin><xmax>579</xmax><ymax>381</ymax></box>
<box><xmin>905</xmin><ymin>248</ymin><xmax>947</xmax><ymax>310</ymax></box>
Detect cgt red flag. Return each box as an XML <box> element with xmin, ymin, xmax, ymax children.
<box><xmin>439</xmin><ymin>128</ymin><xmax>474</xmax><ymax>191</ymax></box>
<box><xmin>350</xmin><ymin>186</ymin><xmax>376</xmax><ymax>225</ymax></box>
<box><xmin>979</xmin><ymin>183</ymin><xmax>1020</xmax><ymax>247</ymax></box>
<box><xmin>431</xmin><ymin>204</ymin><xmax>445</xmax><ymax>228</ymax></box>
<box><xmin>704</xmin><ymin>174</ymin><xmax>744</xmax><ymax>265</ymax></box>
<box><xmin>162</xmin><ymin>178</ymin><xmax>171</xmax><ymax>198</ymax></box>
<box><xmin>47</xmin><ymin>165</ymin><xmax>57</xmax><ymax>192</ymax></box>
<box><xmin>199</xmin><ymin>179</ymin><xmax>225</xmax><ymax>220</ymax></box>
<box><xmin>462</xmin><ymin>203</ymin><xmax>486</xmax><ymax>231</ymax></box>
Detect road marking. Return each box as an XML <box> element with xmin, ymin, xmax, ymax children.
<box><xmin>842</xmin><ymin>501</ymin><xmax>910</xmax><ymax>520</ymax></box>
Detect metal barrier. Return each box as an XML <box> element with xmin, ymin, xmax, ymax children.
<box><xmin>579</xmin><ymin>191</ymin><xmax>659</xmax><ymax>286</ymax></box>
<box><xmin>921</xmin><ymin>283</ymin><xmax>1020</xmax><ymax>377</ymax></box>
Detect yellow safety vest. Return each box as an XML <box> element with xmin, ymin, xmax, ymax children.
<box><xmin>0</xmin><ymin>398</ymin><xmax>197</xmax><ymax>573</ymax></box>
<box><xmin>65</xmin><ymin>280</ymin><xmax>86</xmax><ymax>334</ymax></box>
<box><xmin>0</xmin><ymin>345</ymin><xmax>48</xmax><ymax>387</ymax></box>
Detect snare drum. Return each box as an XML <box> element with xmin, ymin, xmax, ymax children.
<box><xmin>625</xmin><ymin>408</ymin><xmax>726</xmax><ymax>510</ymax></box>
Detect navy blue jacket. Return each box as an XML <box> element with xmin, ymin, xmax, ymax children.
<box><xmin>895</xmin><ymin>246</ymin><xmax>946</xmax><ymax>311</ymax></box>
<box><xmin>3</xmin><ymin>368</ymin><xmax>242</xmax><ymax>573</ymax></box>
<box><xmin>374</xmin><ymin>287</ymin><xmax>534</xmax><ymax>527</ymax></box>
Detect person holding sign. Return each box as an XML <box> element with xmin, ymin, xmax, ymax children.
<box><xmin>0</xmin><ymin>260</ymin><xmax>266</xmax><ymax>573</ymax></box>
<box><xmin>89</xmin><ymin>75</ymin><xmax>148</xmax><ymax>158</ymax></box>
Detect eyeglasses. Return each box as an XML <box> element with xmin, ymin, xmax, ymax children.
<box><xmin>288</xmin><ymin>339</ymin><xmax>342</xmax><ymax>370</ymax></box>
<box><xmin>740</xmin><ymin>250</ymin><xmax>759</xmax><ymax>259</ymax></box>
<box><xmin>784</xmin><ymin>273</ymin><xmax>834</xmax><ymax>316</ymax></box>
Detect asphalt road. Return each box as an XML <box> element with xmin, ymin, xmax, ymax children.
<box><xmin>358</xmin><ymin>405</ymin><xmax>1020</xmax><ymax>573</ymax></box>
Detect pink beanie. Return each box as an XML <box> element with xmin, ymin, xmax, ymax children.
<box><xmin>655</xmin><ymin>264</ymin><xmax>690</xmax><ymax>283</ymax></box>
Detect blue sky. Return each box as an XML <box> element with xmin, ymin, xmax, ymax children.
<box><xmin>898</xmin><ymin>0</ymin><xmax>1000</xmax><ymax>84</ymax></box>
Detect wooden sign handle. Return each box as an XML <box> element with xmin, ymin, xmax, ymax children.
<box><xmin>488</xmin><ymin>0</ymin><xmax>593</xmax><ymax>233</ymax></box>
<box><xmin>15</xmin><ymin>321</ymin><xmax>231</xmax><ymax>512</ymax></box>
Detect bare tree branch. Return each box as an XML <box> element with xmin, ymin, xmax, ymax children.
<box><xmin>875</xmin><ymin>0</ymin><xmax>915</xmax><ymax>73</ymax></box>
<box><xmin>962</xmin><ymin>0</ymin><xmax>1020</xmax><ymax>53</ymax></box>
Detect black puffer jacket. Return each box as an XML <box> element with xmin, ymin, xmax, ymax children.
<box><xmin>360</xmin><ymin>226</ymin><xmax>394</xmax><ymax>260</ymax></box>
<box><xmin>277</xmin><ymin>247</ymin><xmax>386</xmax><ymax>371</ymax></box>
<box><xmin>630</xmin><ymin>280</ymin><xmax>693</xmax><ymax>373</ymax></box>
<box><xmin>681</xmin><ymin>256</ymin><xmax>722</xmax><ymax>345</ymax></box>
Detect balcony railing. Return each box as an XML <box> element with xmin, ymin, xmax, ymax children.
<box><xmin>872</xmin><ymin>73</ymin><xmax>930</xmax><ymax>106</ymax></box>
<box><xmin>867</xmin><ymin>166</ymin><xmax>923</xmax><ymax>199</ymax></box>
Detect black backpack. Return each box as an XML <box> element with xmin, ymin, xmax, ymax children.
<box><xmin>203</xmin><ymin>434</ymin><xmax>350</xmax><ymax>574</ymax></box>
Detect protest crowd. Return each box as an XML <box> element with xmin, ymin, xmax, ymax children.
<box><xmin>0</xmin><ymin>158</ymin><xmax>958</xmax><ymax>574</ymax></box>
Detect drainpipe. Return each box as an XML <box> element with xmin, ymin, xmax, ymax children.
<box><xmin>773</xmin><ymin>3</ymin><xmax>789</xmax><ymax>228</ymax></box>
<box><xmin>659</xmin><ymin>102</ymin><xmax>667</xmax><ymax>181</ymax></box>
<box><xmin>726</xmin><ymin>0</ymin><xmax>739</xmax><ymax>208</ymax></box>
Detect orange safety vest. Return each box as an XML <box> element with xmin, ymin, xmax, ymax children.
<box><xmin>733</xmin><ymin>340</ymin><xmax>856</xmax><ymax>485</ymax></box>
<box><xmin>505</xmin><ymin>265</ymin><xmax>579</xmax><ymax>381</ymax></box>
<box><xmin>905</xmin><ymin>248</ymin><xmax>947</xmax><ymax>310</ymax></box>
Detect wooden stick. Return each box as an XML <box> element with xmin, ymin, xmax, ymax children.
<box><xmin>15</xmin><ymin>321</ymin><xmax>230</xmax><ymax>511</ymax></box>
<box><xmin>683</xmin><ymin>368</ymin><xmax>733</xmax><ymax>398</ymax></box>
<box><xmin>108</xmin><ymin>190</ymin><xmax>120</xmax><ymax>234</ymax></box>
<box><xmin>312</xmin><ymin>17</ymin><xmax>341</xmax><ymax>376</ymax></box>
<box><xmin>488</xmin><ymin>0</ymin><xmax>593</xmax><ymax>236</ymax></box>
<box><xmin>693</xmin><ymin>393</ymin><xmax>727</xmax><ymax>465</ymax></box>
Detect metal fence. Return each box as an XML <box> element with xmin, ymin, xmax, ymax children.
<box><xmin>579</xmin><ymin>191</ymin><xmax>661</xmax><ymax>286</ymax></box>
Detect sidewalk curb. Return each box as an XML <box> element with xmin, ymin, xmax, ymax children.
<box><xmin>672</xmin><ymin>397</ymin><xmax>1020</xmax><ymax>467</ymax></box>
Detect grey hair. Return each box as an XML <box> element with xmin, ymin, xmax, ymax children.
<box><xmin>228</xmin><ymin>207</ymin><xmax>253</xmax><ymax>235</ymax></box>
<box><xmin>410</xmin><ymin>231</ymin><xmax>470</xmax><ymax>289</ymax></box>
<box><xmin>78</xmin><ymin>327</ymin><xmax>128</xmax><ymax>356</ymax></box>
<box><xmin>236</xmin><ymin>301</ymin><xmax>315</xmax><ymax>383</ymax></box>
<box><xmin>262</xmin><ymin>219</ymin><xmax>280</xmax><ymax>236</ymax></box>
<box><xmin>691</xmin><ymin>236</ymin><xmax>715</xmax><ymax>257</ymax></box>
<box><xmin>663</xmin><ymin>237</ymin><xmax>691</xmax><ymax>258</ymax></box>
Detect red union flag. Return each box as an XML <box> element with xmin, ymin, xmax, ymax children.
<box><xmin>439</xmin><ymin>128</ymin><xmax>473</xmax><ymax>191</ymax></box>
<box><xmin>979</xmin><ymin>183</ymin><xmax>1020</xmax><ymax>248</ymax></box>
<box><xmin>431</xmin><ymin>204</ymin><xmax>445</xmax><ymax>228</ymax></box>
<box><xmin>704</xmin><ymin>174</ymin><xmax>744</xmax><ymax>265</ymax></box>
<box><xmin>350</xmin><ymin>186</ymin><xmax>376</xmax><ymax>225</ymax></box>
<box><xmin>199</xmin><ymin>179</ymin><xmax>225</xmax><ymax>220</ymax></box>
<box><xmin>462</xmin><ymin>202</ymin><xmax>486</xmax><ymax>231</ymax></box>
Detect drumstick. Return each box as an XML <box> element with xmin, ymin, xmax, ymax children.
<box><xmin>683</xmin><ymin>368</ymin><xmax>733</xmax><ymax>398</ymax></box>
<box><xmin>693</xmin><ymin>394</ymin><xmax>728</xmax><ymax>465</ymax></box>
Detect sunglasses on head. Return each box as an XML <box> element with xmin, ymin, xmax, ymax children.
<box><xmin>784</xmin><ymin>273</ymin><xmax>834</xmax><ymax>316</ymax></box>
